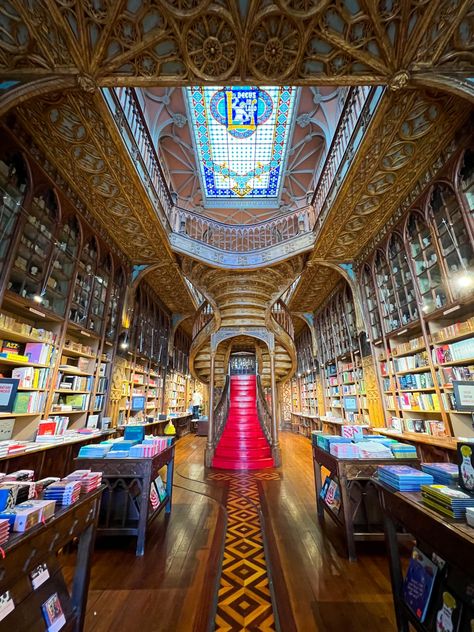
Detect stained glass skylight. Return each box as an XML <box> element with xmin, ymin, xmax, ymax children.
<box><xmin>185</xmin><ymin>86</ymin><xmax>298</xmax><ymax>208</ymax></box>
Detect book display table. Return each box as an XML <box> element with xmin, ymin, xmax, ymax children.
<box><xmin>291</xmin><ymin>412</ymin><xmax>321</xmax><ymax>436</ymax></box>
<box><xmin>174</xmin><ymin>413</ymin><xmax>192</xmax><ymax>438</ymax></box>
<box><xmin>0</xmin><ymin>486</ymin><xmax>103</xmax><ymax>632</ymax></box>
<box><xmin>0</xmin><ymin>430</ymin><xmax>116</xmax><ymax>479</ymax></box>
<box><xmin>76</xmin><ymin>444</ymin><xmax>175</xmax><ymax>556</ymax></box>
<box><xmin>320</xmin><ymin>416</ymin><xmax>370</xmax><ymax>436</ymax></box>
<box><xmin>312</xmin><ymin>445</ymin><xmax>419</xmax><ymax>561</ymax></box>
<box><xmin>376</xmin><ymin>480</ymin><xmax>474</xmax><ymax>632</ymax></box>
<box><xmin>117</xmin><ymin>419</ymin><xmax>167</xmax><ymax>437</ymax></box>
<box><xmin>372</xmin><ymin>428</ymin><xmax>458</xmax><ymax>463</ymax></box>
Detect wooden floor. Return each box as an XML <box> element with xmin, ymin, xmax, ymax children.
<box><xmin>64</xmin><ymin>432</ymin><xmax>398</xmax><ymax>632</ymax></box>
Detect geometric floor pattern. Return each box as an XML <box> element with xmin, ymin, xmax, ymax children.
<box><xmin>208</xmin><ymin>471</ymin><xmax>281</xmax><ymax>632</ymax></box>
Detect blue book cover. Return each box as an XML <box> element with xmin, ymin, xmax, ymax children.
<box><xmin>403</xmin><ymin>546</ymin><xmax>438</xmax><ymax>622</ymax></box>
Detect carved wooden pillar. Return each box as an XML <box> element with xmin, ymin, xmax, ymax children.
<box><xmin>205</xmin><ymin>350</ymin><xmax>216</xmax><ymax>467</ymax></box>
<box><xmin>269</xmin><ymin>350</ymin><xmax>281</xmax><ymax>467</ymax></box>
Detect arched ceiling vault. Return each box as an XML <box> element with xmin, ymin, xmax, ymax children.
<box><xmin>1</xmin><ymin>1</ymin><xmax>473</xmax><ymax>314</ymax></box>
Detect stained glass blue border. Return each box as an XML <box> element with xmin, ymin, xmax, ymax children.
<box><xmin>184</xmin><ymin>86</ymin><xmax>298</xmax><ymax>208</ymax></box>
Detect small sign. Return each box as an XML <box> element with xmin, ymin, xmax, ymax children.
<box><xmin>453</xmin><ymin>380</ymin><xmax>474</xmax><ymax>411</ymax></box>
<box><xmin>0</xmin><ymin>591</ymin><xmax>14</xmax><ymax>622</ymax></box>
<box><xmin>30</xmin><ymin>562</ymin><xmax>50</xmax><ymax>590</ymax></box>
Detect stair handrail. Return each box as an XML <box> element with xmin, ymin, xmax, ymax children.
<box><xmin>271</xmin><ymin>299</ymin><xmax>294</xmax><ymax>340</ymax></box>
<box><xmin>192</xmin><ymin>300</ymin><xmax>214</xmax><ymax>340</ymax></box>
<box><xmin>213</xmin><ymin>375</ymin><xmax>231</xmax><ymax>449</ymax></box>
<box><xmin>256</xmin><ymin>375</ymin><xmax>273</xmax><ymax>446</ymax></box>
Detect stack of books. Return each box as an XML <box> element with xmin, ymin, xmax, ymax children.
<box><xmin>421</xmin><ymin>484</ymin><xmax>474</xmax><ymax>519</ymax></box>
<box><xmin>65</xmin><ymin>470</ymin><xmax>102</xmax><ymax>493</ymax></box>
<box><xmin>43</xmin><ymin>480</ymin><xmax>81</xmax><ymax>506</ymax></box>
<box><xmin>391</xmin><ymin>443</ymin><xmax>418</xmax><ymax>459</ymax></box>
<box><xmin>77</xmin><ymin>444</ymin><xmax>111</xmax><ymax>458</ymax></box>
<box><xmin>357</xmin><ymin>441</ymin><xmax>393</xmax><ymax>459</ymax></box>
<box><xmin>421</xmin><ymin>463</ymin><xmax>459</xmax><ymax>485</ymax></box>
<box><xmin>329</xmin><ymin>443</ymin><xmax>360</xmax><ymax>458</ymax></box>
<box><xmin>378</xmin><ymin>465</ymin><xmax>433</xmax><ymax>491</ymax></box>
<box><xmin>0</xmin><ymin>518</ymin><xmax>9</xmax><ymax>544</ymax></box>
<box><xmin>467</xmin><ymin>507</ymin><xmax>474</xmax><ymax>526</ymax></box>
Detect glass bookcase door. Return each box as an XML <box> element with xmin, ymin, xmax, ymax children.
<box><xmin>70</xmin><ymin>237</ymin><xmax>98</xmax><ymax>330</ymax></box>
<box><xmin>459</xmin><ymin>149</ymin><xmax>474</xmax><ymax>215</ymax></box>
<box><xmin>406</xmin><ymin>212</ymin><xmax>447</xmax><ymax>314</ymax></box>
<box><xmin>430</xmin><ymin>184</ymin><xmax>474</xmax><ymax>300</ymax></box>
<box><xmin>43</xmin><ymin>216</ymin><xmax>80</xmax><ymax>317</ymax></box>
<box><xmin>388</xmin><ymin>233</ymin><xmax>418</xmax><ymax>326</ymax></box>
<box><xmin>361</xmin><ymin>263</ymin><xmax>382</xmax><ymax>341</ymax></box>
<box><xmin>374</xmin><ymin>250</ymin><xmax>400</xmax><ymax>333</ymax></box>
<box><xmin>0</xmin><ymin>154</ymin><xmax>27</xmax><ymax>281</ymax></box>
<box><xmin>105</xmin><ymin>267</ymin><xmax>125</xmax><ymax>342</ymax></box>
<box><xmin>8</xmin><ymin>190</ymin><xmax>58</xmax><ymax>304</ymax></box>
<box><xmin>89</xmin><ymin>254</ymin><xmax>111</xmax><ymax>334</ymax></box>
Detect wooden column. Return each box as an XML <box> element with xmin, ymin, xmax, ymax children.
<box><xmin>205</xmin><ymin>350</ymin><xmax>216</xmax><ymax>467</ymax></box>
<box><xmin>269</xmin><ymin>350</ymin><xmax>281</xmax><ymax>466</ymax></box>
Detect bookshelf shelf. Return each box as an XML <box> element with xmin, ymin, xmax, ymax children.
<box><xmin>0</xmin><ymin>358</ymin><xmax>50</xmax><ymax>368</ymax></box>
<box><xmin>394</xmin><ymin>366</ymin><xmax>431</xmax><ymax>375</ymax></box>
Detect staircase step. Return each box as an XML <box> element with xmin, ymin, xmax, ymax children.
<box><xmin>214</xmin><ymin>446</ymin><xmax>271</xmax><ymax>459</ymax></box>
<box><xmin>211</xmin><ymin>456</ymin><xmax>274</xmax><ymax>470</ymax></box>
<box><xmin>218</xmin><ymin>436</ymin><xmax>268</xmax><ymax>447</ymax></box>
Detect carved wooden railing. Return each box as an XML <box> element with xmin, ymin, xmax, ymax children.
<box><xmin>256</xmin><ymin>375</ymin><xmax>273</xmax><ymax>445</ymax></box>
<box><xmin>312</xmin><ymin>85</ymin><xmax>384</xmax><ymax>223</ymax></box>
<box><xmin>213</xmin><ymin>376</ymin><xmax>230</xmax><ymax>449</ymax></box>
<box><xmin>170</xmin><ymin>205</ymin><xmax>316</xmax><ymax>253</ymax></box>
<box><xmin>192</xmin><ymin>300</ymin><xmax>214</xmax><ymax>340</ymax></box>
<box><xmin>271</xmin><ymin>299</ymin><xmax>294</xmax><ymax>340</ymax></box>
<box><xmin>103</xmin><ymin>87</ymin><xmax>174</xmax><ymax>223</ymax></box>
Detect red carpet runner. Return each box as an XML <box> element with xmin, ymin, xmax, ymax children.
<box><xmin>212</xmin><ymin>375</ymin><xmax>274</xmax><ymax>470</ymax></box>
<box><xmin>209</xmin><ymin>471</ymin><xmax>280</xmax><ymax>631</ymax></box>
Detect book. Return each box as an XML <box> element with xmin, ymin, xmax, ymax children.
<box><xmin>154</xmin><ymin>474</ymin><xmax>167</xmax><ymax>502</ymax></box>
<box><xmin>433</xmin><ymin>588</ymin><xmax>462</xmax><ymax>632</ymax></box>
<box><xmin>322</xmin><ymin>478</ymin><xmax>341</xmax><ymax>514</ymax></box>
<box><xmin>1</xmin><ymin>340</ymin><xmax>21</xmax><ymax>355</ymax></box>
<box><xmin>403</xmin><ymin>546</ymin><xmax>438</xmax><ymax>622</ymax></box>
<box><xmin>42</xmin><ymin>593</ymin><xmax>66</xmax><ymax>632</ymax></box>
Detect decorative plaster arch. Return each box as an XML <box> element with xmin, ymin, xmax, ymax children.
<box><xmin>211</xmin><ymin>327</ymin><xmax>275</xmax><ymax>353</ymax></box>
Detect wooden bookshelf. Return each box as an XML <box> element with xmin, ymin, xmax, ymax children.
<box><xmin>356</xmin><ymin>145</ymin><xmax>474</xmax><ymax>442</ymax></box>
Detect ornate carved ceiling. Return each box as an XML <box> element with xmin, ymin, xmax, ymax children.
<box><xmin>13</xmin><ymin>90</ymin><xmax>196</xmax><ymax>313</ymax></box>
<box><xmin>138</xmin><ymin>85</ymin><xmax>342</xmax><ymax>223</ymax></box>
<box><xmin>1</xmin><ymin>1</ymin><xmax>473</xmax><ymax>317</ymax></box>
<box><xmin>0</xmin><ymin>0</ymin><xmax>473</xmax><ymax>114</ymax></box>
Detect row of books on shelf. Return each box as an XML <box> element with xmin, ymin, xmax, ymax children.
<box><xmin>52</xmin><ymin>393</ymin><xmax>90</xmax><ymax>412</ymax></box>
<box><xmin>55</xmin><ymin>373</ymin><xmax>93</xmax><ymax>392</ymax></box>
<box><xmin>0</xmin><ymin>340</ymin><xmax>55</xmax><ymax>365</ymax></box>
<box><xmin>384</xmin><ymin>367</ymin><xmax>474</xmax><ymax>392</ymax></box>
<box><xmin>10</xmin><ymin>367</ymin><xmax>50</xmax><ymax>389</ymax></box>
<box><xmin>433</xmin><ymin>337</ymin><xmax>474</xmax><ymax>364</ymax></box>
<box><xmin>386</xmin><ymin>392</ymin><xmax>441</xmax><ymax>411</ymax></box>
<box><xmin>432</xmin><ymin>315</ymin><xmax>474</xmax><ymax>342</ymax></box>
<box><xmin>13</xmin><ymin>391</ymin><xmax>47</xmax><ymax>414</ymax></box>
<box><xmin>387</xmin><ymin>416</ymin><xmax>447</xmax><ymax>436</ymax></box>
<box><xmin>63</xmin><ymin>339</ymin><xmax>94</xmax><ymax>356</ymax></box>
<box><xmin>0</xmin><ymin>312</ymin><xmax>57</xmax><ymax>343</ymax></box>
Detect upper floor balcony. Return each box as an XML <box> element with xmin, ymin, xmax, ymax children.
<box><xmin>102</xmin><ymin>84</ymin><xmax>383</xmax><ymax>269</ymax></box>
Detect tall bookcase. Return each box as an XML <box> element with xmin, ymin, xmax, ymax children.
<box><xmin>315</xmin><ymin>282</ymin><xmax>372</xmax><ymax>424</ymax></box>
<box><xmin>357</xmin><ymin>145</ymin><xmax>474</xmax><ymax>439</ymax></box>
<box><xmin>0</xmin><ymin>149</ymin><xmax>128</xmax><ymax>442</ymax></box>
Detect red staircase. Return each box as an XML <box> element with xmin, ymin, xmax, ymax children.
<box><xmin>212</xmin><ymin>374</ymin><xmax>274</xmax><ymax>470</ymax></box>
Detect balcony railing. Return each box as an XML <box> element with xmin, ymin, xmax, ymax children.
<box><xmin>104</xmin><ymin>85</ymin><xmax>380</xmax><ymax>257</ymax></box>
<box><xmin>312</xmin><ymin>85</ymin><xmax>384</xmax><ymax>224</ymax></box>
<box><xmin>171</xmin><ymin>206</ymin><xmax>316</xmax><ymax>253</ymax></box>
<box><xmin>271</xmin><ymin>299</ymin><xmax>294</xmax><ymax>340</ymax></box>
<box><xmin>192</xmin><ymin>300</ymin><xmax>214</xmax><ymax>340</ymax></box>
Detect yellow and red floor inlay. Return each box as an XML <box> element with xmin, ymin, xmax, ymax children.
<box><xmin>208</xmin><ymin>471</ymin><xmax>280</xmax><ymax>632</ymax></box>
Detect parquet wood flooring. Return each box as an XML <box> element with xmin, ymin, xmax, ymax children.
<box><xmin>61</xmin><ymin>432</ymin><xmax>399</xmax><ymax>632</ymax></box>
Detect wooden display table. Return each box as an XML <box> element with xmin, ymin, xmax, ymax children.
<box><xmin>0</xmin><ymin>486</ymin><xmax>103</xmax><ymax>632</ymax></box>
<box><xmin>76</xmin><ymin>444</ymin><xmax>175</xmax><ymax>556</ymax></box>
<box><xmin>117</xmin><ymin>419</ymin><xmax>167</xmax><ymax>437</ymax></box>
<box><xmin>312</xmin><ymin>445</ymin><xmax>419</xmax><ymax>561</ymax></box>
<box><xmin>172</xmin><ymin>413</ymin><xmax>192</xmax><ymax>438</ymax></box>
<box><xmin>320</xmin><ymin>416</ymin><xmax>370</xmax><ymax>436</ymax></box>
<box><xmin>0</xmin><ymin>430</ymin><xmax>116</xmax><ymax>478</ymax></box>
<box><xmin>372</xmin><ymin>428</ymin><xmax>457</xmax><ymax>463</ymax></box>
<box><xmin>376</xmin><ymin>480</ymin><xmax>474</xmax><ymax>632</ymax></box>
<box><xmin>290</xmin><ymin>412</ymin><xmax>321</xmax><ymax>437</ymax></box>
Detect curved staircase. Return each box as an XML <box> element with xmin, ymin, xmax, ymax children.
<box><xmin>212</xmin><ymin>374</ymin><xmax>274</xmax><ymax>470</ymax></box>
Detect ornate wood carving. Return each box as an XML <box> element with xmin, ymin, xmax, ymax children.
<box><xmin>361</xmin><ymin>354</ymin><xmax>385</xmax><ymax>428</ymax></box>
<box><xmin>0</xmin><ymin>1</ymin><xmax>473</xmax><ymax>114</ymax></box>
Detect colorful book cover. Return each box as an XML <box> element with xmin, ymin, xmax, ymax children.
<box><xmin>458</xmin><ymin>442</ymin><xmax>474</xmax><ymax>492</ymax></box>
<box><xmin>433</xmin><ymin>589</ymin><xmax>462</xmax><ymax>632</ymax></box>
<box><xmin>37</xmin><ymin>421</ymin><xmax>58</xmax><ymax>436</ymax></box>
<box><xmin>154</xmin><ymin>475</ymin><xmax>167</xmax><ymax>502</ymax></box>
<box><xmin>403</xmin><ymin>547</ymin><xmax>438</xmax><ymax>622</ymax></box>
<box><xmin>324</xmin><ymin>479</ymin><xmax>341</xmax><ymax>514</ymax></box>
<box><xmin>13</xmin><ymin>392</ymin><xmax>31</xmax><ymax>414</ymax></box>
<box><xmin>41</xmin><ymin>592</ymin><xmax>66</xmax><ymax>632</ymax></box>
<box><xmin>1</xmin><ymin>340</ymin><xmax>21</xmax><ymax>355</ymax></box>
